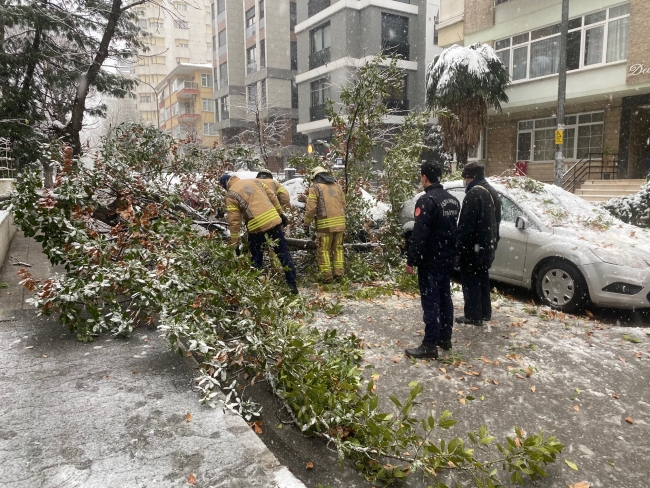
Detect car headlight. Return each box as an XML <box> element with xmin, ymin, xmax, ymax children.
<box><xmin>590</xmin><ymin>247</ymin><xmax>649</xmax><ymax>268</ymax></box>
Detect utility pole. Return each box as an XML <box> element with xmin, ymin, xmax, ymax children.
<box><xmin>554</xmin><ymin>0</ymin><xmax>570</xmax><ymax>187</ymax></box>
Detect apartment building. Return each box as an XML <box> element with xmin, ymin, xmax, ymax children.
<box><xmin>294</xmin><ymin>0</ymin><xmax>442</xmax><ymax>146</ymax></box>
<box><xmin>211</xmin><ymin>0</ymin><xmax>305</xmax><ymax>170</ymax></box>
<box><xmin>156</xmin><ymin>64</ymin><xmax>220</xmax><ymax>148</ymax></box>
<box><xmin>131</xmin><ymin>1</ymin><xmax>213</xmax><ymax>125</ymax></box>
<box><xmin>437</xmin><ymin>0</ymin><xmax>650</xmax><ymax>181</ymax></box>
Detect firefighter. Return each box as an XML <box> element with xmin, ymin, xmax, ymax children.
<box><xmin>256</xmin><ymin>169</ymin><xmax>291</xmax><ymax>212</ymax></box>
<box><xmin>220</xmin><ymin>173</ymin><xmax>298</xmax><ymax>295</ymax></box>
<box><xmin>303</xmin><ymin>166</ymin><xmax>346</xmax><ymax>283</ymax></box>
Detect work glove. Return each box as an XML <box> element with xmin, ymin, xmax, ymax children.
<box><xmin>280</xmin><ymin>214</ymin><xmax>289</xmax><ymax>228</ymax></box>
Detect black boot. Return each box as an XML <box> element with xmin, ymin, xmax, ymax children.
<box><xmin>405</xmin><ymin>343</ymin><xmax>438</xmax><ymax>359</ymax></box>
<box><xmin>289</xmin><ymin>284</ymin><xmax>299</xmax><ymax>295</ymax></box>
<box><xmin>437</xmin><ymin>339</ymin><xmax>453</xmax><ymax>351</ymax></box>
<box><xmin>455</xmin><ymin>316</ymin><xmax>483</xmax><ymax>326</ymax></box>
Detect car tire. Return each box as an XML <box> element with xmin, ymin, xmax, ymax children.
<box><xmin>534</xmin><ymin>259</ymin><xmax>589</xmax><ymax>314</ymax></box>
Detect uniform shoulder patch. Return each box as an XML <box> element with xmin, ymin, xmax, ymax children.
<box><xmin>414</xmin><ymin>207</ymin><xmax>421</xmax><ymax>217</ymax></box>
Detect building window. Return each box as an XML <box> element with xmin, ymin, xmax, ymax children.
<box><xmin>219</xmin><ymin>61</ymin><xmax>228</xmax><ymax>88</ymax></box>
<box><xmin>174</xmin><ymin>19</ymin><xmax>189</xmax><ymax>29</ymax></box>
<box><xmin>177</xmin><ymin>2</ymin><xmax>187</xmax><ymax>11</ymax></box>
<box><xmin>217</xmin><ymin>0</ymin><xmax>225</xmax><ymax>22</ymax></box>
<box><xmin>245</xmin><ymin>7</ymin><xmax>255</xmax><ymax>38</ymax></box>
<box><xmin>291</xmin><ymin>81</ymin><xmax>298</xmax><ymax>109</ymax></box>
<box><xmin>516</xmin><ymin>111</ymin><xmax>604</xmax><ymax>162</ymax></box>
<box><xmin>290</xmin><ymin>41</ymin><xmax>298</xmax><ymax>71</ymax></box>
<box><xmin>204</xmin><ymin>122</ymin><xmax>218</xmax><ymax>135</ymax></box>
<box><xmin>149</xmin><ymin>19</ymin><xmax>164</xmax><ymax>28</ymax></box>
<box><xmin>290</xmin><ymin>2</ymin><xmax>297</xmax><ymax>32</ymax></box>
<box><xmin>259</xmin><ymin>0</ymin><xmax>265</xmax><ymax>29</ymax></box>
<box><xmin>385</xmin><ymin>74</ymin><xmax>409</xmax><ymax>115</ymax></box>
<box><xmin>218</xmin><ymin>29</ymin><xmax>227</xmax><ymax>56</ymax></box>
<box><xmin>381</xmin><ymin>13</ymin><xmax>410</xmax><ymax>60</ymax></box>
<box><xmin>220</xmin><ymin>95</ymin><xmax>229</xmax><ymax>120</ymax></box>
<box><xmin>309</xmin><ymin>22</ymin><xmax>331</xmax><ymax>69</ymax></box>
<box><xmin>260</xmin><ymin>40</ymin><xmax>266</xmax><ymax>68</ymax></box>
<box><xmin>202</xmin><ymin>98</ymin><xmax>215</xmax><ymax>112</ymax></box>
<box><xmin>310</xmin><ymin>77</ymin><xmax>330</xmax><ymax>121</ymax></box>
<box><xmin>247</xmin><ymin>83</ymin><xmax>257</xmax><ymax>107</ymax></box>
<box><xmin>137</xmin><ymin>19</ymin><xmax>147</xmax><ymax>29</ymax></box>
<box><xmin>201</xmin><ymin>73</ymin><xmax>213</xmax><ymax>87</ymax></box>
<box><xmin>247</xmin><ymin>46</ymin><xmax>257</xmax><ymax>75</ymax></box>
<box><xmin>308</xmin><ymin>0</ymin><xmax>330</xmax><ymax>18</ymax></box>
<box><xmin>140</xmin><ymin>95</ymin><xmax>152</xmax><ymax>103</ymax></box>
<box><xmin>176</xmin><ymin>38</ymin><xmax>189</xmax><ymax>48</ymax></box>
<box><xmin>495</xmin><ymin>4</ymin><xmax>630</xmax><ymax>83</ymax></box>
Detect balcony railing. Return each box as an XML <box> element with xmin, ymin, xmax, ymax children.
<box><xmin>245</xmin><ymin>23</ymin><xmax>256</xmax><ymax>38</ymax></box>
<box><xmin>259</xmin><ymin>17</ymin><xmax>265</xmax><ymax>29</ymax></box>
<box><xmin>220</xmin><ymin>109</ymin><xmax>229</xmax><ymax>121</ymax></box>
<box><xmin>218</xmin><ymin>44</ymin><xmax>227</xmax><ymax>56</ymax></box>
<box><xmin>217</xmin><ymin>10</ymin><xmax>225</xmax><ymax>23</ymax></box>
<box><xmin>310</xmin><ymin>103</ymin><xmax>327</xmax><ymax>122</ymax></box>
<box><xmin>309</xmin><ymin>47</ymin><xmax>331</xmax><ymax>70</ymax></box>
<box><xmin>247</xmin><ymin>61</ymin><xmax>257</xmax><ymax>75</ymax></box>
<box><xmin>308</xmin><ymin>0</ymin><xmax>330</xmax><ymax>17</ymax></box>
<box><xmin>385</xmin><ymin>98</ymin><xmax>409</xmax><ymax>115</ymax></box>
<box><xmin>172</xmin><ymin>81</ymin><xmax>198</xmax><ymax>93</ymax></box>
<box><xmin>381</xmin><ymin>42</ymin><xmax>410</xmax><ymax>61</ymax></box>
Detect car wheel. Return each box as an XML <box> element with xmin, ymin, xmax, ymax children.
<box><xmin>535</xmin><ymin>259</ymin><xmax>589</xmax><ymax>314</ymax></box>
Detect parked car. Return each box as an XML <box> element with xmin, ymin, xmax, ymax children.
<box><xmin>400</xmin><ymin>178</ymin><xmax>650</xmax><ymax>312</ymax></box>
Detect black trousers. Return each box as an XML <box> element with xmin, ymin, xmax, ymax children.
<box><xmin>418</xmin><ymin>268</ymin><xmax>454</xmax><ymax>345</ymax></box>
<box><xmin>248</xmin><ymin>225</ymin><xmax>297</xmax><ymax>287</ymax></box>
<box><xmin>460</xmin><ymin>268</ymin><xmax>491</xmax><ymax>321</ymax></box>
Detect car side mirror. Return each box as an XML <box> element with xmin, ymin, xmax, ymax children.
<box><xmin>515</xmin><ymin>216</ymin><xmax>528</xmax><ymax>230</ymax></box>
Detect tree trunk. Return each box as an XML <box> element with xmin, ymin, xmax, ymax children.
<box><xmin>66</xmin><ymin>0</ymin><xmax>123</xmax><ymax>155</ymax></box>
<box><xmin>285</xmin><ymin>237</ymin><xmax>378</xmax><ymax>252</ymax></box>
<box><xmin>456</xmin><ymin>148</ymin><xmax>469</xmax><ymax>169</ymax></box>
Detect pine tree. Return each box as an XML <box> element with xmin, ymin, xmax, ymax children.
<box><xmin>420</xmin><ymin>125</ymin><xmax>452</xmax><ymax>168</ymax></box>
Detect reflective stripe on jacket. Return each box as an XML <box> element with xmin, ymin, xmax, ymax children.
<box><xmin>256</xmin><ymin>178</ymin><xmax>291</xmax><ymax>211</ymax></box>
<box><xmin>304</xmin><ymin>181</ymin><xmax>346</xmax><ymax>232</ymax></box>
<box><xmin>225</xmin><ymin>175</ymin><xmax>282</xmax><ymax>238</ymax></box>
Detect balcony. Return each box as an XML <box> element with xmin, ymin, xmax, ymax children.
<box><xmin>247</xmin><ymin>61</ymin><xmax>257</xmax><ymax>75</ymax></box>
<box><xmin>245</xmin><ymin>23</ymin><xmax>255</xmax><ymax>39</ymax></box>
<box><xmin>219</xmin><ymin>77</ymin><xmax>228</xmax><ymax>89</ymax></box>
<box><xmin>175</xmin><ymin>81</ymin><xmax>199</xmax><ymax>97</ymax></box>
<box><xmin>217</xmin><ymin>10</ymin><xmax>225</xmax><ymax>23</ymax></box>
<box><xmin>308</xmin><ymin>0</ymin><xmax>330</xmax><ymax>17</ymax></box>
<box><xmin>385</xmin><ymin>98</ymin><xmax>409</xmax><ymax>115</ymax></box>
<box><xmin>177</xmin><ymin>108</ymin><xmax>200</xmax><ymax>122</ymax></box>
<box><xmin>259</xmin><ymin>17</ymin><xmax>265</xmax><ymax>30</ymax></box>
<box><xmin>310</xmin><ymin>103</ymin><xmax>327</xmax><ymax>122</ymax></box>
<box><xmin>220</xmin><ymin>108</ymin><xmax>229</xmax><ymax>121</ymax></box>
<box><xmin>381</xmin><ymin>42</ymin><xmax>410</xmax><ymax>61</ymax></box>
<box><xmin>309</xmin><ymin>47</ymin><xmax>331</xmax><ymax>70</ymax></box>
<box><xmin>218</xmin><ymin>44</ymin><xmax>227</xmax><ymax>56</ymax></box>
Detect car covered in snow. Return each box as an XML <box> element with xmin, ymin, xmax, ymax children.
<box><xmin>400</xmin><ymin>177</ymin><xmax>650</xmax><ymax>312</ymax></box>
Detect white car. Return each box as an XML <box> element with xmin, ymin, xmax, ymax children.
<box><xmin>400</xmin><ymin>178</ymin><xmax>650</xmax><ymax>312</ymax></box>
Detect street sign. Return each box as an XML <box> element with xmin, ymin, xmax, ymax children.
<box><xmin>555</xmin><ymin>129</ymin><xmax>564</xmax><ymax>145</ymax></box>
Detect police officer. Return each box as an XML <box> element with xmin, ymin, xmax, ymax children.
<box><xmin>404</xmin><ymin>160</ymin><xmax>460</xmax><ymax>359</ymax></box>
<box><xmin>455</xmin><ymin>162</ymin><xmax>501</xmax><ymax>326</ymax></box>
<box><xmin>256</xmin><ymin>169</ymin><xmax>291</xmax><ymax>212</ymax></box>
<box><xmin>303</xmin><ymin>166</ymin><xmax>346</xmax><ymax>283</ymax></box>
<box><xmin>220</xmin><ymin>173</ymin><xmax>299</xmax><ymax>295</ymax></box>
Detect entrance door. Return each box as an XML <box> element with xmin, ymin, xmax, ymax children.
<box><xmin>628</xmin><ymin>106</ymin><xmax>650</xmax><ymax>179</ymax></box>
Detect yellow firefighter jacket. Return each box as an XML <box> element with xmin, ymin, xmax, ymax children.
<box><xmin>256</xmin><ymin>178</ymin><xmax>291</xmax><ymax>212</ymax></box>
<box><xmin>304</xmin><ymin>177</ymin><xmax>346</xmax><ymax>232</ymax></box>
<box><xmin>225</xmin><ymin>176</ymin><xmax>282</xmax><ymax>243</ymax></box>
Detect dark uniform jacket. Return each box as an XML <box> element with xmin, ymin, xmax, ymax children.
<box><xmin>457</xmin><ymin>178</ymin><xmax>502</xmax><ymax>271</ymax></box>
<box><xmin>407</xmin><ymin>184</ymin><xmax>460</xmax><ymax>272</ymax></box>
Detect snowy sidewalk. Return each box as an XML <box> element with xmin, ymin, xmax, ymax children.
<box><xmin>0</xmin><ymin>232</ymin><xmax>304</xmax><ymax>488</ymax></box>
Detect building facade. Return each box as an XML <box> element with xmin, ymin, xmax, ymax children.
<box><xmin>211</xmin><ymin>0</ymin><xmax>304</xmax><ymax>170</ymax></box>
<box><xmin>131</xmin><ymin>1</ymin><xmax>213</xmax><ymax>125</ymax></box>
<box><xmin>156</xmin><ymin>64</ymin><xmax>220</xmax><ymax>148</ymax></box>
<box><xmin>437</xmin><ymin>0</ymin><xmax>650</xmax><ymax>181</ymax></box>
<box><xmin>294</xmin><ymin>0</ymin><xmax>441</xmax><ymax>145</ymax></box>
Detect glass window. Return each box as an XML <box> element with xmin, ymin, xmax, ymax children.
<box><xmin>500</xmin><ymin>196</ymin><xmax>523</xmax><ymax>223</ymax></box>
<box><xmin>290</xmin><ymin>2</ymin><xmax>297</xmax><ymax>31</ymax></box>
<box><xmin>568</xmin><ymin>17</ymin><xmax>582</xmax><ymax>30</ymax></box>
<box><xmin>517</xmin><ymin>132</ymin><xmax>532</xmax><ymax>161</ymax></box>
<box><xmin>564</xmin><ymin>128</ymin><xmax>576</xmax><ymax>159</ymax></box>
<box><xmin>219</xmin><ymin>61</ymin><xmax>228</xmax><ymax>88</ymax></box>
<box><xmin>217</xmin><ymin>0</ymin><xmax>224</xmax><ymax>13</ymax></box>
<box><xmin>585</xmin><ymin>9</ymin><xmax>606</xmax><ymax>26</ymax></box>
<box><xmin>291</xmin><ymin>41</ymin><xmax>297</xmax><ymax>70</ymax></box>
<box><xmin>247</xmin><ymin>83</ymin><xmax>257</xmax><ymax>106</ymax></box>
<box><xmin>381</xmin><ymin>13</ymin><xmax>409</xmax><ymax>60</ymax></box>
<box><xmin>311</xmin><ymin>78</ymin><xmax>330</xmax><ymax>106</ymax></box>
<box><xmin>565</xmin><ymin>115</ymin><xmax>577</xmax><ymax>125</ymax></box>
<box><xmin>533</xmin><ymin>128</ymin><xmax>556</xmax><ymax>161</ymax></box>
<box><xmin>607</xmin><ymin>16</ymin><xmax>629</xmax><ymax>63</ymax></box>
<box><xmin>259</xmin><ymin>0</ymin><xmax>264</xmax><ymax>19</ymax></box>
<box><xmin>512</xmin><ymin>46</ymin><xmax>528</xmax><ymax>80</ymax></box>
<box><xmin>260</xmin><ymin>79</ymin><xmax>267</xmax><ymax>108</ymax></box>
<box><xmin>201</xmin><ymin>73</ymin><xmax>213</xmax><ymax>87</ymax></box>
<box><xmin>260</xmin><ymin>40</ymin><xmax>265</xmax><ymax>68</ymax></box>
<box><xmin>495</xmin><ymin>39</ymin><xmax>510</xmax><ymax>51</ymax></box>
<box><xmin>530</xmin><ymin>36</ymin><xmax>560</xmax><ymax>78</ymax></box>
<box><xmin>566</xmin><ymin>31</ymin><xmax>581</xmax><ymax>71</ymax></box>
<box><xmin>310</xmin><ymin>23</ymin><xmax>331</xmax><ymax>54</ymax></box>
<box><xmin>512</xmin><ymin>33</ymin><xmax>529</xmax><ymax>45</ymax></box>
<box><xmin>584</xmin><ymin>25</ymin><xmax>604</xmax><ymax>66</ymax></box>
<box><xmin>496</xmin><ymin>49</ymin><xmax>510</xmax><ymax>72</ymax></box>
<box><xmin>245</xmin><ymin>8</ymin><xmax>255</xmax><ymax>28</ymax></box>
<box><xmin>531</xmin><ymin>24</ymin><xmax>560</xmax><ymax>41</ymax></box>
<box><xmin>202</xmin><ymin>98</ymin><xmax>215</xmax><ymax>112</ymax></box>
<box><xmin>518</xmin><ymin>121</ymin><xmax>533</xmax><ymax>131</ymax></box>
<box><xmin>218</xmin><ymin>29</ymin><xmax>227</xmax><ymax>46</ymax></box>
<box><xmin>609</xmin><ymin>4</ymin><xmax>630</xmax><ymax>18</ymax></box>
<box><xmin>291</xmin><ymin>81</ymin><xmax>298</xmax><ymax>109</ymax></box>
<box><xmin>577</xmin><ymin>123</ymin><xmax>603</xmax><ymax>157</ymax></box>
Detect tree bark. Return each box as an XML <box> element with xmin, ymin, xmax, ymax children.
<box><xmin>66</xmin><ymin>0</ymin><xmax>123</xmax><ymax>155</ymax></box>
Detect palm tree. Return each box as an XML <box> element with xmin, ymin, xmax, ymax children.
<box><xmin>425</xmin><ymin>43</ymin><xmax>510</xmax><ymax>168</ymax></box>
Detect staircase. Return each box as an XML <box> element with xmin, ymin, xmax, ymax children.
<box><xmin>575</xmin><ymin>179</ymin><xmax>646</xmax><ymax>203</ymax></box>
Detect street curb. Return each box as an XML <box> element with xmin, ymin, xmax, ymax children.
<box><xmin>176</xmin><ymin>339</ymin><xmax>307</xmax><ymax>488</ymax></box>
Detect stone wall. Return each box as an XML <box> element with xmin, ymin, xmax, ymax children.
<box><xmin>626</xmin><ymin>0</ymin><xmax>650</xmax><ymax>85</ymax></box>
<box><xmin>463</xmin><ymin>0</ymin><xmax>493</xmax><ymax>36</ymax></box>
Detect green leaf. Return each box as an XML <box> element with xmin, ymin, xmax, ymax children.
<box><xmin>623</xmin><ymin>334</ymin><xmax>642</xmax><ymax>344</ymax></box>
<box><xmin>564</xmin><ymin>459</ymin><xmax>578</xmax><ymax>471</ymax></box>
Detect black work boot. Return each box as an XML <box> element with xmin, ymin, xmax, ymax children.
<box><xmin>289</xmin><ymin>284</ymin><xmax>299</xmax><ymax>295</ymax></box>
<box><xmin>455</xmin><ymin>316</ymin><xmax>483</xmax><ymax>326</ymax></box>
<box><xmin>405</xmin><ymin>343</ymin><xmax>438</xmax><ymax>359</ymax></box>
<box><xmin>437</xmin><ymin>339</ymin><xmax>453</xmax><ymax>351</ymax></box>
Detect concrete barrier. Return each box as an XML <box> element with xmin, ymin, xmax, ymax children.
<box><xmin>0</xmin><ymin>208</ymin><xmax>17</xmax><ymax>269</ymax></box>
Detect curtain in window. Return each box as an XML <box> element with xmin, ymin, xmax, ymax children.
<box><xmin>530</xmin><ymin>37</ymin><xmax>559</xmax><ymax>78</ymax></box>
<box><xmin>512</xmin><ymin>46</ymin><xmax>528</xmax><ymax>80</ymax></box>
<box><xmin>564</xmin><ymin>128</ymin><xmax>575</xmax><ymax>159</ymax></box>
<box><xmin>584</xmin><ymin>26</ymin><xmax>604</xmax><ymax>66</ymax></box>
<box><xmin>606</xmin><ymin>17</ymin><xmax>629</xmax><ymax>63</ymax></box>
